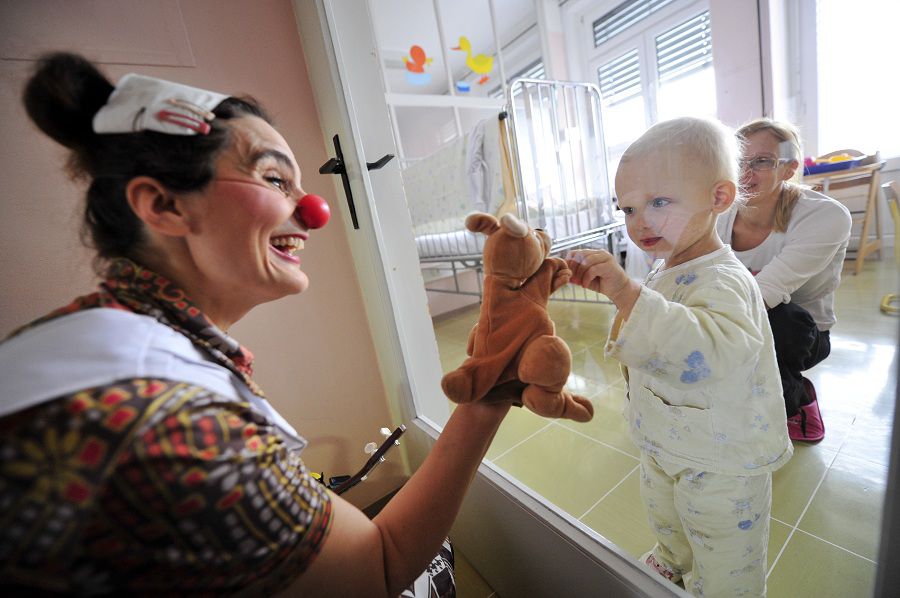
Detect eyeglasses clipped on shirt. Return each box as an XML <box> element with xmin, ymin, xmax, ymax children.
<box><xmin>739</xmin><ymin>157</ymin><xmax>790</xmax><ymax>172</ymax></box>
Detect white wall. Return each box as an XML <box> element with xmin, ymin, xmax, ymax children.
<box><xmin>708</xmin><ymin>0</ymin><xmax>765</xmax><ymax>127</ymax></box>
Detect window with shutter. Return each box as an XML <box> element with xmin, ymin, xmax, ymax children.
<box><xmin>585</xmin><ymin>0</ymin><xmax>715</xmax><ymax>188</ymax></box>
<box><xmin>654</xmin><ymin>10</ymin><xmax>716</xmax><ymax>122</ymax></box>
<box><xmin>597</xmin><ymin>48</ymin><xmax>641</xmax><ymax>106</ymax></box>
<box><xmin>655</xmin><ymin>10</ymin><xmax>712</xmax><ymax>83</ymax></box>
<box><xmin>593</xmin><ymin>0</ymin><xmax>678</xmax><ymax>47</ymax></box>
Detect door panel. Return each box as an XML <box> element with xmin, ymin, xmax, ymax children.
<box><xmin>305</xmin><ymin>0</ymin><xmax>678</xmax><ymax>594</ymax></box>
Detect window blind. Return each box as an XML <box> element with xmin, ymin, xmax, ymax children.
<box><xmin>655</xmin><ymin>10</ymin><xmax>712</xmax><ymax>83</ymax></box>
<box><xmin>490</xmin><ymin>59</ymin><xmax>545</xmax><ymax>99</ymax></box>
<box><xmin>597</xmin><ymin>48</ymin><xmax>641</xmax><ymax>104</ymax></box>
<box><xmin>593</xmin><ymin>0</ymin><xmax>677</xmax><ymax>47</ymax></box>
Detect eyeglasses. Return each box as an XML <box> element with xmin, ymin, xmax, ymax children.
<box><xmin>740</xmin><ymin>157</ymin><xmax>788</xmax><ymax>172</ymax></box>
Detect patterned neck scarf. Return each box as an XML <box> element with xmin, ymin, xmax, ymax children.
<box><xmin>10</xmin><ymin>258</ymin><xmax>264</xmax><ymax>397</ymax></box>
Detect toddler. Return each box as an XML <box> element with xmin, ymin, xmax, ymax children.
<box><xmin>567</xmin><ymin>117</ymin><xmax>792</xmax><ymax>596</ymax></box>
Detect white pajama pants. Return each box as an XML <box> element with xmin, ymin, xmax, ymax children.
<box><xmin>639</xmin><ymin>451</ymin><xmax>772</xmax><ymax>597</ymax></box>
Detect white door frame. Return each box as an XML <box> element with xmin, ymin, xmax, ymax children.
<box><xmin>292</xmin><ymin>1</ymin><xmax>682</xmax><ymax>595</ymax></box>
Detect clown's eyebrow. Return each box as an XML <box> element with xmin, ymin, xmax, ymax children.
<box><xmin>250</xmin><ymin>148</ymin><xmax>298</xmax><ymax>175</ymax></box>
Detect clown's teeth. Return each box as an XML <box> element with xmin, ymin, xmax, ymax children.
<box><xmin>270</xmin><ymin>235</ymin><xmax>304</xmax><ymax>255</ymax></box>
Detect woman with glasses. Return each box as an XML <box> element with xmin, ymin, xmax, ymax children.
<box><xmin>716</xmin><ymin>118</ymin><xmax>852</xmax><ymax>442</ymax></box>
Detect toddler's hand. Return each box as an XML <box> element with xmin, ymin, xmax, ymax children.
<box><xmin>565</xmin><ymin>250</ymin><xmax>637</xmax><ymax>309</ymax></box>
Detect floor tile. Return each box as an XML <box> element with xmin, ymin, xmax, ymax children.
<box><xmin>437</xmin><ymin>342</ymin><xmax>469</xmax><ymax>375</ymax></box>
<box><xmin>838</xmin><ymin>415</ymin><xmax>894</xmax><ymax>468</ymax></box>
<box><xmin>766</xmin><ymin>529</ymin><xmax>876</xmax><ymax>598</ymax></box>
<box><xmin>767</xmin><ymin>518</ymin><xmax>791</xmax><ymax>573</ymax></box>
<box><xmin>557</xmin><ymin>384</ymin><xmax>640</xmax><ymax>458</ymax></box>
<box><xmin>485</xmin><ymin>406</ymin><xmax>552</xmax><ymax>461</ymax></box>
<box><xmin>565</xmin><ymin>368</ymin><xmax>614</xmax><ymax>399</ymax></box>
<box><xmin>571</xmin><ymin>345</ymin><xmax>625</xmax><ymax>389</ymax></box>
<box><xmin>579</xmin><ymin>467</ymin><xmax>654</xmax><ymax>558</ymax></box>
<box><xmin>771</xmin><ymin>443</ymin><xmax>836</xmax><ymax>526</ymax></box>
<box><xmin>798</xmin><ymin>452</ymin><xmax>888</xmax><ymax>561</ymax></box>
<box><xmin>493</xmin><ymin>424</ymin><xmax>638</xmax><ymax>517</ymax></box>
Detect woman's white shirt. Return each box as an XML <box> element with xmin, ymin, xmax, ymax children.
<box><xmin>716</xmin><ymin>189</ymin><xmax>852</xmax><ymax>330</ymax></box>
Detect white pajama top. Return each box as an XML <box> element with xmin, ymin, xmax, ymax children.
<box><xmin>607</xmin><ymin>246</ymin><xmax>793</xmax><ymax>475</ymax></box>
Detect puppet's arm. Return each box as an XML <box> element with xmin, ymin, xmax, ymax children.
<box><xmin>549</xmin><ymin>258</ymin><xmax>571</xmax><ymax>293</ymax></box>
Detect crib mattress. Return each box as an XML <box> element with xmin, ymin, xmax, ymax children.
<box><xmin>415</xmin><ymin>228</ymin><xmax>485</xmax><ymax>259</ymax></box>
<box><xmin>415</xmin><ymin>209</ymin><xmax>615</xmax><ymax>259</ymax></box>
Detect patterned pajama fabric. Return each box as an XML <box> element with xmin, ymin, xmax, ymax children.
<box><xmin>607</xmin><ymin>247</ymin><xmax>790</xmax><ymax>596</ymax></box>
<box><xmin>640</xmin><ymin>452</ymin><xmax>770</xmax><ymax>597</ymax></box>
<box><xmin>608</xmin><ymin>247</ymin><xmax>792</xmax><ymax>475</ymax></box>
<box><xmin>0</xmin><ymin>259</ymin><xmax>332</xmax><ymax>595</ymax></box>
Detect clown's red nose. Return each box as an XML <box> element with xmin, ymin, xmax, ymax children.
<box><xmin>295</xmin><ymin>194</ymin><xmax>330</xmax><ymax>229</ymax></box>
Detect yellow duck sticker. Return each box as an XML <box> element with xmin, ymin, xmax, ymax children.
<box><xmin>452</xmin><ymin>36</ymin><xmax>493</xmax><ymax>85</ymax></box>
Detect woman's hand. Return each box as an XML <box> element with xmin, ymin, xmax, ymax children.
<box><xmin>565</xmin><ymin>249</ymin><xmax>641</xmax><ymax>319</ymax></box>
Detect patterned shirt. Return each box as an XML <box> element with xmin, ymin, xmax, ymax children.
<box><xmin>0</xmin><ymin>259</ymin><xmax>332</xmax><ymax>595</ymax></box>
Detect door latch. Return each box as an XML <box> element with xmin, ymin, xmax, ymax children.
<box><xmin>318</xmin><ymin>134</ymin><xmax>394</xmax><ymax>230</ymax></box>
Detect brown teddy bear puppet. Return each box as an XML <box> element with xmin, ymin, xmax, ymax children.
<box><xmin>441</xmin><ymin>212</ymin><xmax>594</xmax><ymax>422</ymax></box>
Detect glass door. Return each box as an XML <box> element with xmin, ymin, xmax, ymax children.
<box><xmin>306</xmin><ymin>0</ymin><xmax>678</xmax><ymax>594</ymax></box>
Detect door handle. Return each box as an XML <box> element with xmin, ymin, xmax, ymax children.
<box><xmin>366</xmin><ymin>154</ymin><xmax>394</xmax><ymax>171</ymax></box>
<box><xmin>319</xmin><ymin>137</ymin><xmax>395</xmax><ymax>230</ymax></box>
<box><xmin>319</xmin><ymin>157</ymin><xmax>345</xmax><ymax>175</ymax></box>
<box><xmin>319</xmin><ymin>134</ymin><xmax>358</xmax><ymax>229</ymax></box>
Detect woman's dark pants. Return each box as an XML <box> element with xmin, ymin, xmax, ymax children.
<box><xmin>768</xmin><ymin>302</ymin><xmax>831</xmax><ymax>417</ymax></box>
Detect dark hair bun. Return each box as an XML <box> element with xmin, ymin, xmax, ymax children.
<box><xmin>23</xmin><ymin>52</ymin><xmax>114</xmax><ymax>149</ymax></box>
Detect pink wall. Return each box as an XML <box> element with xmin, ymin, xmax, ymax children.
<box><xmin>0</xmin><ymin>0</ymin><xmax>404</xmax><ymax>507</ymax></box>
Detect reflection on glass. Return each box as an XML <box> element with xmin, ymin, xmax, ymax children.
<box><xmin>657</xmin><ymin>66</ymin><xmax>716</xmax><ymax>122</ymax></box>
<box><xmin>603</xmin><ymin>95</ymin><xmax>646</xmax><ymax>188</ymax></box>
<box><xmin>509</xmin><ymin>81</ymin><xmax>614</xmax><ymax>242</ymax></box>
<box><xmin>370</xmin><ymin>0</ymin><xmax>449</xmax><ymax>95</ymax></box>
<box><xmin>367</xmin><ymin>0</ymin><xmax>895</xmax><ymax>593</ymax></box>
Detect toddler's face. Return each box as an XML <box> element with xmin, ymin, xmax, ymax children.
<box><xmin>615</xmin><ymin>150</ymin><xmax>719</xmax><ymax>266</ymax></box>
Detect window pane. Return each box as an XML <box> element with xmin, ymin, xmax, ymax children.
<box><xmin>654</xmin><ymin>10</ymin><xmax>716</xmax><ymax>122</ymax></box>
<box><xmin>597</xmin><ymin>49</ymin><xmax>646</xmax><ymax>187</ymax></box>
<box><xmin>604</xmin><ymin>95</ymin><xmax>647</xmax><ymax>153</ymax></box>
<box><xmin>657</xmin><ymin>65</ymin><xmax>717</xmax><ymax>121</ymax></box>
<box><xmin>817</xmin><ymin>0</ymin><xmax>900</xmax><ymax>157</ymax></box>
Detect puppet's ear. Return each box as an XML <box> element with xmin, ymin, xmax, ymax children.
<box><xmin>466</xmin><ymin>211</ymin><xmax>500</xmax><ymax>235</ymax></box>
<box><xmin>500</xmin><ymin>213</ymin><xmax>528</xmax><ymax>238</ymax></box>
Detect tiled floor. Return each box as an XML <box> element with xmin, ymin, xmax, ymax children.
<box><xmin>435</xmin><ymin>257</ymin><xmax>898</xmax><ymax>597</ymax></box>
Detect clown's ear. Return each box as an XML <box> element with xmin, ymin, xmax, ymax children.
<box><xmin>500</xmin><ymin>213</ymin><xmax>528</xmax><ymax>238</ymax></box>
<box><xmin>465</xmin><ymin>212</ymin><xmax>500</xmax><ymax>235</ymax></box>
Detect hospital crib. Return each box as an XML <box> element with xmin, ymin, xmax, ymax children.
<box><xmin>405</xmin><ymin>79</ymin><xmax>625</xmax><ymax>303</ymax></box>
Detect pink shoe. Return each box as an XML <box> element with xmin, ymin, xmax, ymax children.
<box><xmin>787</xmin><ymin>379</ymin><xmax>825</xmax><ymax>442</ymax></box>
